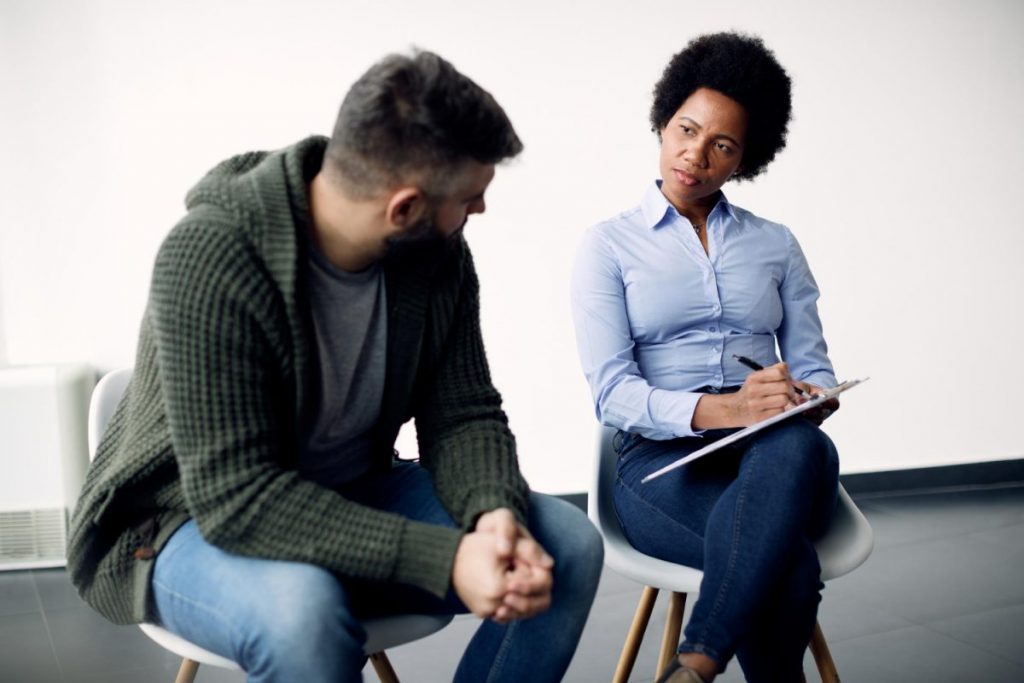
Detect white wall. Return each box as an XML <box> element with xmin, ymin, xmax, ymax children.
<box><xmin>2</xmin><ymin>0</ymin><xmax>1023</xmax><ymax>493</ymax></box>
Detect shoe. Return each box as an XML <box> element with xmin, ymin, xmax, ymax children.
<box><xmin>655</xmin><ymin>655</ymin><xmax>708</xmax><ymax>683</ymax></box>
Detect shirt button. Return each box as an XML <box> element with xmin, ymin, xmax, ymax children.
<box><xmin>708</xmin><ymin>326</ymin><xmax>717</xmax><ymax>332</ymax></box>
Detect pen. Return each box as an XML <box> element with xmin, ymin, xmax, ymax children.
<box><xmin>732</xmin><ymin>354</ymin><xmax>810</xmax><ymax>398</ymax></box>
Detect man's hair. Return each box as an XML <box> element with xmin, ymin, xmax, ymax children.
<box><xmin>325</xmin><ymin>50</ymin><xmax>523</xmax><ymax>198</ymax></box>
<box><xmin>650</xmin><ymin>32</ymin><xmax>792</xmax><ymax>181</ymax></box>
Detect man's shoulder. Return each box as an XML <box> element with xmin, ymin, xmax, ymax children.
<box><xmin>156</xmin><ymin>211</ymin><xmax>259</xmax><ymax>275</ymax></box>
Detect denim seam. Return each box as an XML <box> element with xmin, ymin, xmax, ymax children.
<box><xmin>151</xmin><ymin>576</ymin><xmax>246</xmax><ymax>663</ymax></box>
<box><xmin>694</xmin><ymin>447</ymin><xmax>756</xmax><ymax>656</ymax></box>
<box><xmin>484</xmin><ymin>620</ymin><xmax>519</xmax><ymax>683</ymax></box>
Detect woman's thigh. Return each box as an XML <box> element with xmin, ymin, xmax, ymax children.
<box><xmin>611</xmin><ymin>419</ymin><xmax>838</xmax><ymax>567</ymax></box>
<box><xmin>612</xmin><ymin>429</ymin><xmax>743</xmax><ymax>569</ymax></box>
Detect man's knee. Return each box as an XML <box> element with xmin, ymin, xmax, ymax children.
<box><xmin>242</xmin><ymin>563</ymin><xmax>365</xmax><ymax>672</ymax></box>
<box><xmin>528</xmin><ymin>494</ymin><xmax>604</xmax><ymax>593</ymax></box>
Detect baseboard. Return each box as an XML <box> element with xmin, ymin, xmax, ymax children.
<box><xmin>838</xmin><ymin>458</ymin><xmax>1024</xmax><ymax>495</ymax></box>
<box><xmin>555</xmin><ymin>457</ymin><xmax>1024</xmax><ymax>509</ymax></box>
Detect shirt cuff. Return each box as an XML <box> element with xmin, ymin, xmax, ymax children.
<box><xmin>801</xmin><ymin>372</ymin><xmax>839</xmax><ymax>390</ymax></box>
<box><xmin>649</xmin><ymin>388</ymin><xmax>704</xmax><ymax>438</ymax></box>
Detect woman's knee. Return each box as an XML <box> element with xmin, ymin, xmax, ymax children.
<box><xmin>755</xmin><ymin>420</ymin><xmax>839</xmax><ymax>483</ymax></box>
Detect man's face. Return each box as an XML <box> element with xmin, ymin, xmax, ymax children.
<box><xmin>429</xmin><ymin>160</ymin><xmax>495</xmax><ymax>238</ymax></box>
<box><xmin>385</xmin><ymin>161</ymin><xmax>495</xmax><ymax>256</ymax></box>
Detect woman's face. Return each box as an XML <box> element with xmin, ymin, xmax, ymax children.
<box><xmin>659</xmin><ymin>87</ymin><xmax>748</xmax><ymax>210</ymax></box>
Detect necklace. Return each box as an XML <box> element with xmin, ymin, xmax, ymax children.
<box><xmin>692</xmin><ymin>222</ymin><xmax>703</xmax><ymax>234</ymax></box>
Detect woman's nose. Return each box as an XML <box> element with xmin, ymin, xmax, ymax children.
<box><xmin>683</xmin><ymin>143</ymin><xmax>709</xmax><ymax>169</ymax></box>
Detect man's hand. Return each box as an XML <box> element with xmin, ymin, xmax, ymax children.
<box><xmin>473</xmin><ymin>508</ymin><xmax>554</xmax><ymax>623</ymax></box>
<box><xmin>451</xmin><ymin>530</ymin><xmax>514</xmax><ymax>619</ymax></box>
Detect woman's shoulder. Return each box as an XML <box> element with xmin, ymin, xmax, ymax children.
<box><xmin>727</xmin><ymin>201</ymin><xmax>799</xmax><ymax>243</ymax></box>
<box><xmin>727</xmin><ymin>201</ymin><xmax>788</xmax><ymax>232</ymax></box>
<box><xmin>578</xmin><ymin>204</ymin><xmax>644</xmax><ymax>251</ymax></box>
<box><xmin>594</xmin><ymin>204</ymin><xmax>646</xmax><ymax>233</ymax></box>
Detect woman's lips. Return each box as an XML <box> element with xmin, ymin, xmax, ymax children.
<box><xmin>674</xmin><ymin>169</ymin><xmax>701</xmax><ymax>187</ymax></box>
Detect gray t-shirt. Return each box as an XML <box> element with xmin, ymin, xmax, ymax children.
<box><xmin>299</xmin><ymin>243</ymin><xmax>387</xmax><ymax>487</ymax></box>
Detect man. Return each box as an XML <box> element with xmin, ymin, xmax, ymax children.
<box><xmin>68</xmin><ymin>50</ymin><xmax>602</xmax><ymax>682</ymax></box>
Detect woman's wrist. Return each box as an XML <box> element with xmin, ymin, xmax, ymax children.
<box><xmin>692</xmin><ymin>392</ymin><xmax>742</xmax><ymax>430</ymax></box>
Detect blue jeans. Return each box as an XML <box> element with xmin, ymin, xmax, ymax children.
<box><xmin>613</xmin><ymin>418</ymin><xmax>839</xmax><ymax>683</ymax></box>
<box><xmin>151</xmin><ymin>462</ymin><xmax>603</xmax><ymax>683</ymax></box>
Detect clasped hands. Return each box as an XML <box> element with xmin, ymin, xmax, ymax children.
<box><xmin>451</xmin><ymin>507</ymin><xmax>554</xmax><ymax>624</ymax></box>
<box><xmin>732</xmin><ymin>362</ymin><xmax>840</xmax><ymax>426</ymax></box>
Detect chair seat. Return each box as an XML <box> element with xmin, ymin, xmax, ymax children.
<box><xmin>362</xmin><ymin>614</ymin><xmax>455</xmax><ymax>654</ymax></box>
<box><xmin>138</xmin><ymin>613</ymin><xmax>455</xmax><ymax>669</ymax></box>
<box><xmin>138</xmin><ymin>623</ymin><xmax>241</xmax><ymax>670</ymax></box>
<box><xmin>817</xmin><ymin>486</ymin><xmax>874</xmax><ymax>581</ymax></box>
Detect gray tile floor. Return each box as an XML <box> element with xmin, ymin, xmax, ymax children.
<box><xmin>3</xmin><ymin>485</ymin><xmax>1023</xmax><ymax>682</ymax></box>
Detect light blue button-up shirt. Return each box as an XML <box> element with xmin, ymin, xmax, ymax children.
<box><xmin>570</xmin><ymin>182</ymin><xmax>836</xmax><ymax>439</ymax></box>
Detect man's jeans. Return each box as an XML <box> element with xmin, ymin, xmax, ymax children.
<box><xmin>613</xmin><ymin>418</ymin><xmax>839</xmax><ymax>683</ymax></box>
<box><xmin>151</xmin><ymin>462</ymin><xmax>603</xmax><ymax>683</ymax></box>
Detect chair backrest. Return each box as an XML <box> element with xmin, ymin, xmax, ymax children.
<box><xmin>87</xmin><ymin>368</ymin><xmax>133</xmax><ymax>460</ymax></box>
<box><xmin>588</xmin><ymin>426</ymin><xmax>621</xmax><ymax>543</ymax></box>
<box><xmin>589</xmin><ymin>425</ymin><xmax>705</xmax><ymax>592</ymax></box>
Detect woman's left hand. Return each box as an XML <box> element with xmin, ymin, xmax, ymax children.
<box><xmin>796</xmin><ymin>382</ymin><xmax>840</xmax><ymax>426</ymax></box>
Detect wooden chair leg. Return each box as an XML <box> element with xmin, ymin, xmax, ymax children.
<box><xmin>369</xmin><ymin>651</ymin><xmax>400</xmax><ymax>683</ymax></box>
<box><xmin>613</xmin><ymin>586</ymin><xmax>659</xmax><ymax>683</ymax></box>
<box><xmin>808</xmin><ymin>621</ymin><xmax>839</xmax><ymax>683</ymax></box>
<box><xmin>174</xmin><ymin>658</ymin><xmax>199</xmax><ymax>683</ymax></box>
<box><xmin>656</xmin><ymin>592</ymin><xmax>687</xmax><ymax>678</ymax></box>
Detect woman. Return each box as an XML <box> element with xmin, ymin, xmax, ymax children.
<box><xmin>570</xmin><ymin>32</ymin><xmax>841</xmax><ymax>683</ymax></box>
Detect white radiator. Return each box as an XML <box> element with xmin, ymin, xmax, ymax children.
<box><xmin>0</xmin><ymin>364</ymin><xmax>94</xmax><ymax>569</ymax></box>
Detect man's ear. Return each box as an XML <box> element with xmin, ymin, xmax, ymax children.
<box><xmin>385</xmin><ymin>187</ymin><xmax>427</xmax><ymax>228</ymax></box>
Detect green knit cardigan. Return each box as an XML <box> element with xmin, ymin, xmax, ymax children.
<box><xmin>67</xmin><ymin>137</ymin><xmax>530</xmax><ymax>625</ymax></box>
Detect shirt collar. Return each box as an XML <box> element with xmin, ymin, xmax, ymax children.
<box><xmin>641</xmin><ymin>181</ymin><xmax>737</xmax><ymax>229</ymax></box>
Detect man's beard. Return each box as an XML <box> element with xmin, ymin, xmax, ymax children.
<box><xmin>383</xmin><ymin>214</ymin><xmax>464</xmax><ymax>262</ymax></box>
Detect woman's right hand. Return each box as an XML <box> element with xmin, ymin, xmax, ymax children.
<box><xmin>730</xmin><ymin>362</ymin><xmax>799</xmax><ymax>426</ymax></box>
<box><xmin>691</xmin><ymin>362</ymin><xmax>800</xmax><ymax>430</ymax></box>
<box><xmin>729</xmin><ymin>362</ymin><xmax>800</xmax><ymax>425</ymax></box>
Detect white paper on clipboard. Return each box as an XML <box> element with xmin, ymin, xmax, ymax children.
<box><xmin>640</xmin><ymin>378</ymin><xmax>869</xmax><ymax>483</ymax></box>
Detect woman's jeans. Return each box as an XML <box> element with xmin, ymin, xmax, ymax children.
<box><xmin>613</xmin><ymin>418</ymin><xmax>839</xmax><ymax>683</ymax></box>
<box><xmin>151</xmin><ymin>461</ymin><xmax>603</xmax><ymax>683</ymax></box>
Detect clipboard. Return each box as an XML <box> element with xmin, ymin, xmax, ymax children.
<box><xmin>641</xmin><ymin>377</ymin><xmax>869</xmax><ymax>483</ymax></box>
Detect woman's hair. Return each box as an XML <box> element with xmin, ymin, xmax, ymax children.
<box><xmin>650</xmin><ymin>32</ymin><xmax>792</xmax><ymax>181</ymax></box>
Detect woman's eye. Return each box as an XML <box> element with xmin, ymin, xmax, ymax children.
<box><xmin>716</xmin><ymin>143</ymin><xmax>734</xmax><ymax>153</ymax></box>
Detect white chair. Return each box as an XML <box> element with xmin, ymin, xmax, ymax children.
<box><xmin>88</xmin><ymin>368</ymin><xmax>452</xmax><ymax>683</ymax></box>
<box><xmin>590</xmin><ymin>426</ymin><xmax>874</xmax><ymax>683</ymax></box>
